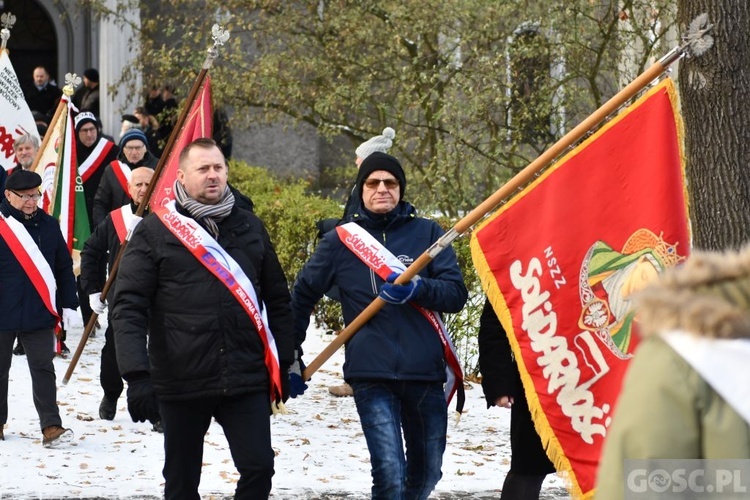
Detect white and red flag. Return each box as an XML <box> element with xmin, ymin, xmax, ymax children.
<box><xmin>0</xmin><ymin>50</ymin><xmax>40</xmax><ymax>171</ymax></box>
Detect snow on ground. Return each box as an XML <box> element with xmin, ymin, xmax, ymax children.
<box><xmin>1</xmin><ymin>314</ymin><xmax>570</xmax><ymax>499</ymax></box>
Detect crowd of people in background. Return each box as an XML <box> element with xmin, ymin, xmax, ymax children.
<box><xmin>4</xmin><ymin>62</ymin><xmax>750</xmax><ymax>500</ymax></box>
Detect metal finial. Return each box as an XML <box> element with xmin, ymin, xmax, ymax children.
<box><xmin>0</xmin><ymin>13</ymin><xmax>17</xmax><ymax>51</ymax></box>
<box><xmin>63</xmin><ymin>73</ymin><xmax>82</xmax><ymax>96</ymax></box>
<box><xmin>203</xmin><ymin>24</ymin><xmax>230</xmax><ymax>69</ymax></box>
<box><xmin>658</xmin><ymin>14</ymin><xmax>714</xmax><ymax>67</ymax></box>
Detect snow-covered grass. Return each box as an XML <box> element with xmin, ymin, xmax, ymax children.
<box><xmin>1</xmin><ymin>314</ymin><xmax>569</xmax><ymax>499</ymax></box>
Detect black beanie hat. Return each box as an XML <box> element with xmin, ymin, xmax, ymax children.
<box><xmin>356</xmin><ymin>152</ymin><xmax>406</xmax><ymax>202</ymax></box>
<box><xmin>83</xmin><ymin>68</ymin><xmax>99</xmax><ymax>83</ymax></box>
<box><xmin>5</xmin><ymin>170</ymin><xmax>42</xmax><ymax>191</ymax></box>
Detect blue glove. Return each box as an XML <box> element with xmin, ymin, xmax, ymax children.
<box><xmin>288</xmin><ymin>350</ymin><xmax>308</xmax><ymax>398</ymax></box>
<box><xmin>379</xmin><ymin>271</ymin><xmax>422</xmax><ymax>305</ymax></box>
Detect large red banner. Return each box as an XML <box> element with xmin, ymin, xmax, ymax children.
<box><xmin>470</xmin><ymin>78</ymin><xmax>689</xmax><ymax>499</ymax></box>
<box><xmin>149</xmin><ymin>75</ymin><xmax>213</xmax><ymax>208</ymax></box>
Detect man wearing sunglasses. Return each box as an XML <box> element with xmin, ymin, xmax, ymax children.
<box><xmin>292</xmin><ymin>152</ymin><xmax>468</xmax><ymax>499</ymax></box>
<box><xmin>0</xmin><ymin>170</ymin><xmax>79</xmax><ymax>446</ymax></box>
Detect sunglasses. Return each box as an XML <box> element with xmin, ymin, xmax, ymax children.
<box><xmin>364</xmin><ymin>178</ymin><xmax>399</xmax><ymax>189</ymax></box>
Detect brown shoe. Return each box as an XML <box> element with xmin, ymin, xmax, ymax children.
<box><xmin>42</xmin><ymin>425</ymin><xmax>73</xmax><ymax>448</ymax></box>
<box><xmin>328</xmin><ymin>382</ymin><xmax>353</xmax><ymax>397</ymax></box>
<box><xmin>0</xmin><ymin>428</ymin><xmax>4</xmax><ymax>441</ymax></box>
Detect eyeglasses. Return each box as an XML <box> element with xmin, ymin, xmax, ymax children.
<box><xmin>123</xmin><ymin>145</ymin><xmax>145</xmax><ymax>151</ymax></box>
<box><xmin>364</xmin><ymin>178</ymin><xmax>399</xmax><ymax>189</ymax></box>
<box><xmin>10</xmin><ymin>190</ymin><xmax>42</xmax><ymax>202</ymax></box>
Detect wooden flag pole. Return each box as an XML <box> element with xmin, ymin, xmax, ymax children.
<box><xmin>63</xmin><ymin>24</ymin><xmax>230</xmax><ymax>384</ymax></box>
<box><xmin>302</xmin><ymin>16</ymin><xmax>714</xmax><ymax>381</ymax></box>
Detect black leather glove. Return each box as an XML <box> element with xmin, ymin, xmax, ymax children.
<box><xmin>125</xmin><ymin>373</ymin><xmax>161</xmax><ymax>424</ymax></box>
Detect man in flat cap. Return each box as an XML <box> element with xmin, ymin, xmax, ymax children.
<box><xmin>0</xmin><ymin>170</ymin><xmax>78</xmax><ymax>446</ymax></box>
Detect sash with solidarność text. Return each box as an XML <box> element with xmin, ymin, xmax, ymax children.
<box><xmin>0</xmin><ymin>213</ymin><xmax>60</xmax><ymax>330</ymax></box>
<box><xmin>155</xmin><ymin>201</ymin><xmax>284</xmax><ymax>410</ymax></box>
<box><xmin>78</xmin><ymin>138</ymin><xmax>115</xmax><ymax>182</ymax></box>
<box><xmin>336</xmin><ymin>222</ymin><xmax>465</xmax><ymax>415</ymax></box>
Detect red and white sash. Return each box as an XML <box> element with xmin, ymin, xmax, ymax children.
<box><xmin>154</xmin><ymin>201</ymin><xmax>285</xmax><ymax>411</ymax></box>
<box><xmin>109</xmin><ymin>160</ymin><xmax>131</xmax><ymax>195</ymax></box>
<box><xmin>78</xmin><ymin>138</ymin><xmax>115</xmax><ymax>183</ymax></box>
<box><xmin>110</xmin><ymin>204</ymin><xmax>136</xmax><ymax>244</ymax></box>
<box><xmin>336</xmin><ymin>222</ymin><xmax>465</xmax><ymax>415</ymax></box>
<box><xmin>0</xmin><ymin>213</ymin><xmax>60</xmax><ymax>329</ymax></box>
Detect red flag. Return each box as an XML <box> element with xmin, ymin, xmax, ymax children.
<box><xmin>149</xmin><ymin>75</ymin><xmax>212</xmax><ymax>208</ymax></box>
<box><xmin>470</xmin><ymin>78</ymin><xmax>689</xmax><ymax>499</ymax></box>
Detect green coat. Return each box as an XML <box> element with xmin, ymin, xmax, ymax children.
<box><xmin>595</xmin><ymin>335</ymin><xmax>750</xmax><ymax>500</ymax></box>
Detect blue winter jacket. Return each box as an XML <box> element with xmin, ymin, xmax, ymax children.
<box><xmin>0</xmin><ymin>199</ymin><xmax>79</xmax><ymax>332</ymax></box>
<box><xmin>292</xmin><ymin>202</ymin><xmax>468</xmax><ymax>382</ymax></box>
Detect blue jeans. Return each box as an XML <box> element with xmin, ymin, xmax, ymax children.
<box><xmin>350</xmin><ymin>380</ymin><xmax>447</xmax><ymax>500</ymax></box>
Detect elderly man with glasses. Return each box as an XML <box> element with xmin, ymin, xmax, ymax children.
<box><xmin>0</xmin><ymin>170</ymin><xmax>78</xmax><ymax>446</ymax></box>
<box><xmin>93</xmin><ymin>128</ymin><xmax>159</xmax><ymax>227</ymax></box>
<box><xmin>291</xmin><ymin>151</ymin><xmax>469</xmax><ymax>499</ymax></box>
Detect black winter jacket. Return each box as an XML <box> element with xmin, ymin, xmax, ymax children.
<box><xmin>293</xmin><ymin>202</ymin><xmax>468</xmax><ymax>382</ymax></box>
<box><xmin>92</xmin><ymin>151</ymin><xmax>159</xmax><ymax>226</ymax></box>
<box><xmin>77</xmin><ymin>138</ymin><xmax>120</xmax><ymax>230</ymax></box>
<box><xmin>112</xmin><ymin>203</ymin><xmax>294</xmax><ymax>400</ymax></box>
<box><xmin>0</xmin><ymin>200</ymin><xmax>78</xmax><ymax>331</ymax></box>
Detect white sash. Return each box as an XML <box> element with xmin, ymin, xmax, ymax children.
<box><xmin>0</xmin><ymin>213</ymin><xmax>59</xmax><ymax>321</ymax></box>
<box><xmin>155</xmin><ymin>201</ymin><xmax>284</xmax><ymax>411</ymax></box>
<box><xmin>78</xmin><ymin>138</ymin><xmax>114</xmax><ymax>182</ymax></box>
<box><xmin>663</xmin><ymin>330</ymin><xmax>750</xmax><ymax>425</ymax></box>
<box><xmin>336</xmin><ymin>222</ymin><xmax>465</xmax><ymax>415</ymax></box>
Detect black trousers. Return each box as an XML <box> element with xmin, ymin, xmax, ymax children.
<box><xmin>100</xmin><ymin>323</ymin><xmax>123</xmax><ymax>400</ymax></box>
<box><xmin>160</xmin><ymin>391</ymin><xmax>274</xmax><ymax>500</ymax></box>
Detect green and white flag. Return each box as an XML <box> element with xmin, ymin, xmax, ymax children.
<box><xmin>51</xmin><ymin>95</ymin><xmax>89</xmax><ymax>257</ymax></box>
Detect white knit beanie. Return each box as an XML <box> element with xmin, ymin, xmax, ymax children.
<box><xmin>355</xmin><ymin>127</ymin><xmax>395</xmax><ymax>159</ymax></box>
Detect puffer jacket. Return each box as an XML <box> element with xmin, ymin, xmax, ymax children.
<box><xmin>0</xmin><ymin>200</ymin><xmax>78</xmax><ymax>331</ymax></box>
<box><xmin>292</xmin><ymin>202</ymin><xmax>468</xmax><ymax>382</ymax></box>
<box><xmin>112</xmin><ymin>203</ymin><xmax>294</xmax><ymax>400</ymax></box>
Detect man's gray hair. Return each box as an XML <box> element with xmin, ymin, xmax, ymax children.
<box><xmin>14</xmin><ymin>133</ymin><xmax>40</xmax><ymax>151</ymax></box>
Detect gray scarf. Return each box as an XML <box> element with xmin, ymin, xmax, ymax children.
<box><xmin>173</xmin><ymin>180</ymin><xmax>235</xmax><ymax>238</ymax></box>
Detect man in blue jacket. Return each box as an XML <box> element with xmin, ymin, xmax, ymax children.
<box><xmin>0</xmin><ymin>170</ymin><xmax>79</xmax><ymax>446</ymax></box>
<box><xmin>292</xmin><ymin>152</ymin><xmax>468</xmax><ymax>500</ymax></box>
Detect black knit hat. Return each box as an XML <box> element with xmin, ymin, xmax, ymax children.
<box><xmin>74</xmin><ymin>111</ymin><xmax>98</xmax><ymax>132</ymax></box>
<box><xmin>5</xmin><ymin>170</ymin><xmax>42</xmax><ymax>191</ymax></box>
<box><xmin>356</xmin><ymin>152</ymin><xmax>406</xmax><ymax>202</ymax></box>
<box><xmin>83</xmin><ymin>68</ymin><xmax>99</xmax><ymax>83</ymax></box>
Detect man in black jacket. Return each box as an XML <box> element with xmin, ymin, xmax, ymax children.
<box><xmin>81</xmin><ymin>167</ymin><xmax>154</xmax><ymax>423</ymax></box>
<box><xmin>112</xmin><ymin>138</ymin><xmax>294</xmax><ymax>500</ymax></box>
<box><xmin>93</xmin><ymin>128</ymin><xmax>159</xmax><ymax>226</ymax></box>
<box><xmin>0</xmin><ymin>170</ymin><xmax>78</xmax><ymax>446</ymax></box>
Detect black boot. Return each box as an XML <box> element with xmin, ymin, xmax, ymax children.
<box><xmin>99</xmin><ymin>396</ymin><xmax>117</xmax><ymax>420</ymax></box>
<box><xmin>500</xmin><ymin>472</ymin><xmax>547</xmax><ymax>500</ymax></box>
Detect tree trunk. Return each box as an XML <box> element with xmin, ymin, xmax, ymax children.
<box><xmin>677</xmin><ymin>1</ymin><xmax>750</xmax><ymax>250</ymax></box>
